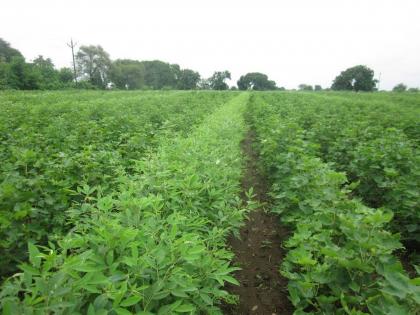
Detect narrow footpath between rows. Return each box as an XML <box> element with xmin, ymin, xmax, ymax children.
<box><xmin>222</xmin><ymin>130</ymin><xmax>293</xmax><ymax>315</ymax></box>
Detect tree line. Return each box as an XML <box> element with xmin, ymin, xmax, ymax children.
<box><xmin>0</xmin><ymin>39</ymin><xmax>74</xmax><ymax>90</ymax></box>
<box><xmin>0</xmin><ymin>39</ymin><xmax>234</xmax><ymax>91</ymax></box>
<box><xmin>0</xmin><ymin>38</ymin><xmax>418</xmax><ymax>92</ymax></box>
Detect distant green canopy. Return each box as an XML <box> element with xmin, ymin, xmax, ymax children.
<box><xmin>0</xmin><ymin>38</ymin><xmax>23</xmax><ymax>62</ymax></box>
<box><xmin>0</xmin><ymin>38</ymin><xmax>75</xmax><ymax>90</ymax></box>
<box><xmin>237</xmin><ymin>72</ymin><xmax>277</xmax><ymax>90</ymax></box>
<box><xmin>0</xmin><ymin>38</ymin><xmax>206</xmax><ymax>91</ymax></box>
<box><xmin>331</xmin><ymin>65</ymin><xmax>377</xmax><ymax>92</ymax></box>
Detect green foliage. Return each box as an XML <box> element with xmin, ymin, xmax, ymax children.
<box><xmin>110</xmin><ymin>60</ymin><xmax>200</xmax><ymax>90</ymax></box>
<box><xmin>2</xmin><ymin>57</ymin><xmax>41</xmax><ymax>90</ymax></box>
<box><xmin>0</xmin><ymin>38</ymin><xmax>221</xmax><ymax>91</ymax></box>
<box><xmin>31</xmin><ymin>55</ymin><xmax>65</xmax><ymax>89</ymax></box>
<box><xmin>208</xmin><ymin>71</ymin><xmax>231</xmax><ymax>90</ymax></box>
<box><xmin>408</xmin><ymin>87</ymin><xmax>419</xmax><ymax>92</ymax></box>
<box><xmin>0</xmin><ymin>91</ymin><xmax>235</xmax><ymax>279</ymax></box>
<box><xmin>76</xmin><ymin>45</ymin><xmax>112</xmax><ymax>88</ymax></box>
<box><xmin>393</xmin><ymin>83</ymin><xmax>407</xmax><ymax>92</ymax></box>
<box><xmin>110</xmin><ymin>59</ymin><xmax>146</xmax><ymax>89</ymax></box>
<box><xmin>0</xmin><ymin>38</ymin><xmax>23</xmax><ymax>62</ymax></box>
<box><xmin>141</xmin><ymin>61</ymin><xmax>179</xmax><ymax>90</ymax></box>
<box><xmin>263</xmin><ymin>92</ymin><xmax>420</xmax><ymax>243</ymax></box>
<box><xmin>332</xmin><ymin>65</ymin><xmax>377</xmax><ymax>92</ymax></box>
<box><xmin>178</xmin><ymin>69</ymin><xmax>200</xmax><ymax>90</ymax></box>
<box><xmin>0</xmin><ymin>39</ymin><xmax>74</xmax><ymax>91</ymax></box>
<box><xmin>237</xmin><ymin>72</ymin><xmax>277</xmax><ymax>91</ymax></box>
<box><xmin>248</xmin><ymin>93</ymin><xmax>420</xmax><ymax>314</ymax></box>
<box><xmin>2</xmin><ymin>89</ymin><xmax>418</xmax><ymax>314</ymax></box>
<box><xmin>0</xmin><ymin>93</ymin><xmax>250</xmax><ymax>314</ymax></box>
<box><xmin>298</xmin><ymin>84</ymin><xmax>313</xmax><ymax>91</ymax></box>
<box><xmin>198</xmin><ymin>78</ymin><xmax>212</xmax><ymax>90</ymax></box>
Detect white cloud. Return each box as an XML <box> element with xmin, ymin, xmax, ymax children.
<box><xmin>1</xmin><ymin>0</ymin><xmax>419</xmax><ymax>90</ymax></box>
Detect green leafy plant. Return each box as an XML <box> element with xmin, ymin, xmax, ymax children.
<box><xmin>0</xmin><ymin>93</ymin><xmax>250</xmax><ymax>314</ymax></box>
<box><xmin>0</xmin><ymin>91</ymin><xmax>234</xmax><ymax>278</ymax></box>
<box><xmin>248</xmin><ymin>93</ymin><xmax>420</xmax><ymax>314</ymax></box>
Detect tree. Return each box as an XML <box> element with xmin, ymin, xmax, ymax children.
<box><xmin>58</xmin><ymin>68</ymin><xmax>74</xmax><ymax>85</ymax></box>
<box><xmin>298</xmin><ymin>84</ymin><xmax>313</xmax><ymax>91</ymax></box>
<box><xmin>143</xmin><ymin>61</ymin><xmax>169</xmax><ymax>89</ymax></box>
<box><xmin>198</xmin><ymin>78</ymin><xmax>211</xmax><ymax>90</ymax></box>
<box><xmin>76</xmin><ymin>45</ymin><xmax>111</xmax><ymax>88</ymax></box>
<box><xmin>0</xmin><ymin>38</ymin><xmax>23</xmax><ymax>62</ymax></box>
<box><xmin>178</xmin><ymin>69</ymin><xmax>200</xmax><ymax>90</ymax></box>
<box><xmin>0</xmin><ymin>62</ymin><xmax>11</xmax><ymax>89</ymax></box>
<box><xmin>109</xmin><ymin>60</ymin><xmax>201</xmax><ymax>90</ymax></box>
<box><xmin>407</xmin><ymin>87</ymin><xmax>419</xmax><ymax>92</ymax></box>
<box><xmin>170</xmin><ymin>64</ymin><xmax>181</xmax><ymax>83</ymax></box>
<box><xmin>32</xmin><ymin>55</ymin><xmax>55</xmax><ymax>69</ymax></box>
<box><xmin>208</xmin><ymin>71</ymin><xmax>231</xmax><ymax>90</ymax></box>
<box><xmin>7</xmin><ymin>57</ymin><xmax>40</xmax><ymax>90</ymax></box>
<box><xmin>141</xmin><ymin>60</ymin><xmax>179</xmax><ymax>89</ymax></box>
<box><xmin>237</xmin><ymin>72</ymin><xmax>277</xmax><ymax>90</ymax></box>
<box><xmin>0</xmin><ymin>39</ymin><xmax>26</xmax><ymax>89</ymax></box>
<box><xmin>392</xmin><ymin>83</ymin><xmax>407</xmax><ymax>92</ymax></box>
<box><xmin>331</xmin><ymin>65</ymin><xmax>377</xmax><ymax>92</ymax></box>
<box><xmin>0</xmin><ymin>39</ymin><xmax>69</xmax><ymax>90</ymax></box>
<box><xmin>32</xmin><ymin>55</ymin><xmax>61</xmax><ymax>89</ymax></box>
<box><xmin>110</xmin><ymin>59</ymin><xmax>145</xmax><ymax>89</ymax></box>
<box><xmin>314</xmin><ymin>85</ymin><xmax>322</xmax><ymax>91</ymax></box>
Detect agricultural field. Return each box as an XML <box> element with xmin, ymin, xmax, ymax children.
<box><xmin>0</xmin><ymin>91</ymin><xmax>419</xmax><ymax>314</ymax></box>
<box><xmin>248</xmin><ymin>92</ymin><xmax>420</xmax><ymax>314</ymax></box>
<box><xmin>0</xmin><ymin>91</ymin><xmax>236</xmax><ymax>278</ymax></box>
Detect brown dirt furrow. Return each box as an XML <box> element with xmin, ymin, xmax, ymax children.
<box><xmin>221</xmin><ymin>130</ymin><xmax>293</xmax><ymax>315</ymax></box>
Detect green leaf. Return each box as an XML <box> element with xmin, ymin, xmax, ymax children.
<box><xmin>171</xmin><ymin>289</ymin><xmax>189</xmax><ymax>298</ymax></box>
<box><xmin>120</xmin><ymin>295</ymin><xmax>142</xmax><ymax>307</ymax></box>
<box><xmin>175</xmin><ymin>304</ymin><xmax>196</xmax><ymax>312</ymax></box>
<box><xmin>2</xmin><ymin>300</ymin><xmax>17</xmax><ymax>315</ymax></box>
<box><xmin>199</xmin><ymin>293</ymin><xmax>213</xmax><ymax>305</ymax></box>
<box><xmin>87</xmin><ymin>272</ymin><xmax>108</xmax><ymax>285</ymax></box>
<box><xmin>18</xmin><ymin>263</ymin><xmax>40</xmax><ymax>275</ymax></box>
<box><xmin>28</xmin><ymin>242</ymin><xmax>41</xmax><ymax>268</ymax></box>
<box><xmin>152</xmin><ymin>290</ymin><xmax>170</xmax><ymax>300</ymax></box>
<box><xmin>410</xmin><ymin>277</ymin><xmax>420</xmax><ymax>285</ymax></box>
<box><xmin>72</xmin><ymin>263</ymin><xmax>107</xmax><ymax>273</ymax></box>
<box><xmin>88</xmin><ymin>304</ymin><xmax>96</xmax><ymax>315</ymax></box>
<box><xmin>387</xmin><ymin>304</ymin><xmax>411</xmax><ymax>315</ymax></box>
<box><xmin>114</xmin><ymin>307</ymin><xmax>132</xmax><ymax>315</ymax></box>
<box><xmin>221</xmin><ymin>275</ymin><xmax>240</xmax><ymax>285</ymax></box>
<box><xmin>288</xmin><ymin>285</ymin><xmax>301</xmax><ymax>306</ymax></box>
<box><xmin>106</xmin><ymin>250</ymin><xmax>114</xmax><ymax>265</ymax></box>
<box><xmin>383</xmin><ymin>270</ymin><xmax>411</xmax><ymax>294</ymax></box>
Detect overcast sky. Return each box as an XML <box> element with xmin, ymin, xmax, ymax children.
<box><xmin>1</xmin><ymin>0</ymin><xmax>419</xmax><ymax>90</ymax></box>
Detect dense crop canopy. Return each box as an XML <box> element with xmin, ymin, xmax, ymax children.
<box><xmin>248</xmin><ymin>92</ymin><xmax>420</xmax><ymax>314</ymax></box>
<box><xmin>0</xmin><ymin>91</ymin><xmax>235</xmax><ymax>277</ymax></box>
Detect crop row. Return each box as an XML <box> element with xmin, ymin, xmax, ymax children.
<box><xmin>0</xmin><ymin>93</ymin><xmax>249</xmax><ymax>314</ymax></box>
<box><xmin>0</xmin><ymin>91</ymin><xmax>235</xmax><ymax>278</ymax></box>
<box><xmin>259</xmin><ymin>92</ymin><xmax>420</xmax><ymax>244</ymax></box>
<box><xmin>248</xmin><ymin>94</ymin><xmax>420</xmax><ymax>314</ymax></box>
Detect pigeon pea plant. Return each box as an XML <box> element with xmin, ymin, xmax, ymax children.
<box><xmin>0</xmin><ymin>90</ymin><xmax>234</xmax><ymax>278</ymax></box>
<box><xmin>0</xmin><ymin>93</ymin><xmax>250</xmax><ymax>314</ymax></box>
<box><xmin>248</xmin><ymin>94</ymin><xmax>420</xmax><ymax>315</ymax></box>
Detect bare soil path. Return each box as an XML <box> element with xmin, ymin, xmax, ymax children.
<box><xmin>222</xmin><ymin>130</ymin><xmax>293</xmax><ymax>315</ymax></box>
